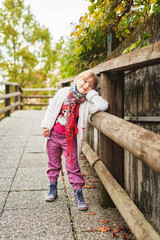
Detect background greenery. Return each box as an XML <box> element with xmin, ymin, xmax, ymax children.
<box><xmin>0</xmin><ymin>0</ymin><xmax>159</xmax><ymax>88</ymax></box>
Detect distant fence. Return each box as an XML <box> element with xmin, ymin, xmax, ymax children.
<box><xmin>0</xmin><ymin>82</ymin><xmax>57</xmax><ymax>119</ymax></box>
<box><xmin>60</xmin><ymin>41</ymin><xmax>160</xmax><ymax>240</ymax></box>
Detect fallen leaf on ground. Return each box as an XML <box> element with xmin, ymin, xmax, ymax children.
<box><xmin>108</xmin><ymin>207</ymin><xmax>112</xmax><ymax>210</ymax></box>
<box><xmin>94</xmin><ymin>174</ymin><xmax>99</xmax><ymax>178</ymax></box>
<box><xmin>120</xmin><ymin>226</ymin><xmax>127</xmax><ymax>231</ymax></box>
<box><xmin>114</xmin><ymin>228</ymin><xmax>120</xmax><ymax>233</ymax></box>
<box><xmin>100</xmin><ymin>219</ymin><xmax>109</xmax><ymax>224</ymax></box>
<box><xmin>89</xmin><ymin>212</ymin><xmax>96</xmax><ymax>215</ymax></box>
<box><xmin>122</xmin><ymin>233</ymin><xmax>129</xmax><ymax>237</ymax></box>
<box><xmin>83</xmin><ymin>185</ymin><xmax>95</xmax><ymax>188</ymax></box>
<box><xmin>112</xmin><ymin>232</ymin><xmax>119</xmax><ymax>238</ymax></box>
<box><xmin>91</xmin><ymin>229</ymin><xmax>97</xmax><ymax>232</ymax></box>
<box><xmin>98</xmin><ymin>227</ymin><xmax>111</xmax><ymax>232</ymax></box>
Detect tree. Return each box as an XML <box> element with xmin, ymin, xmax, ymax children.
<box><xmin>70</xmin><ymin>0</ymin><xmax>160</xmax><ymax>70</ymax></box>
<box><xmin>0</xmin><ymin>0</ymin><xmax>57</xmax><ymax>88</ymax></box>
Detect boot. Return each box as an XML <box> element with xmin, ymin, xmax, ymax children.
<box><xmin>45</xmin><ymin>182</ymin><xmax>58</xmax><ymax>202</ymax></box>
<box><xmin>74</xmin><ymin>189</ymin><xmax>88</xmax><ymax>211</ymax></box>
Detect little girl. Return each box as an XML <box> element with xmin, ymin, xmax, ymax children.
<box><xmin>41</xmin><ymin>71</ymin><xmax>108</xmax><ymax>211</ymax></box>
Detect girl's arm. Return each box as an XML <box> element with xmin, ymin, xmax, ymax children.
<box><xmin>86</xmin><ymin>89</ymin><xmax>109</xmax><ymax>114</ymax></box>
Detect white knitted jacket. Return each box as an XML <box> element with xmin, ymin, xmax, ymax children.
<box><xmin>41</xmin><ymin>87</ymin><xmax>108</xmax><ymax>162</ymax></box>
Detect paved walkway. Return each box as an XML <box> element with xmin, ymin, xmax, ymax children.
<box><xmin>0</xmin><ymin>110</ymin><xmax>135</xmax><ymax>240</ymax></box>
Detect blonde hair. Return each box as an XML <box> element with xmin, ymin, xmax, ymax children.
<box><xmin>75</xmin><ymin>71</ymin><xmax>99</xmax><ymax>89</ymax></box>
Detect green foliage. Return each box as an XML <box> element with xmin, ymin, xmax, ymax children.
<box><xmin>0</xmin><ymin>0</ymin><xmax>57</xmax><ymax>89</ymax></box>
<box><xmin>153</xmin><ymin>0</ymin><xmax>160</xmax><ymax>12</ymax></box>
<box><xmin>122</xmin><ymin>32</ymin><xmax>151</xmax><ymax>54</ymax></box>
<box><xmin>67</xmin><ymin>0</ymin><xmax>159</xmax><ymax>72</ymax></box>
<box><xmin>55</xmin><ymin>37</ymin><xmax>78</xmax><ymax>79</ymax></box>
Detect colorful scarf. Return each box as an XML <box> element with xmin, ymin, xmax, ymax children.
<box><xmin>66</xmin><ymin>85</ymin><xmax>86</xmax><ymax>166</ymax></box>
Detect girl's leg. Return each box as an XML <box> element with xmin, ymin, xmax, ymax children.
<box><xmin>47</xmin><ymin>131</ymin><xmax>63</xmax><ymax>183</ymax></box>
<box><xmin>62</xmin><ymin>137</ymin><xmax>85</xmax><ymax>189</ymax></box>
<box><xmin>62</xmin><ymin>137</ymin><xmax>88</xmax><ymax>210</ymax></box>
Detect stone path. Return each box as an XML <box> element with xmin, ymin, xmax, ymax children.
<box><xmin>0</xmin><ymin>110</ymin><xmax>135</xmax><ymax>240</ymax></box>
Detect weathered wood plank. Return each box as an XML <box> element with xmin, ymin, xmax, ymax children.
<box><xmin>90</xmin><ymin>112</ymin><xmax>160</xmax><ymax>174</ymax></box>
<box><xmin>22</xmin><ymin>95</ymin><xmax>53</xmax><ymax>99</ymax></box>
<box><xmin>82</xmin><ymin>141</ymin><xmax>160</xmax><ymax>240</ymax></box>
<box><xmin>124</xmin><ymin>116</ymin><xmax>160</xmax><ymax>122</ymax></box>
<box><xmin>0</xmin><ymin>102</ymin><xmax>20</xmax><ymax>114</ymax></box>
<box><xmin>0</xmin><ymin>92</ymin><xmax>21</xmax><ymax>100</ymax></box>
<box><xmin>98</xmin><ymin>72</ymin><xmax>124</xmax><ymax>207</ymax></box>
<box><xmin>23</xmin><ymin>103</ymin><xmax>48</xmax><ymax>106</ymax></box>
<box><xmin>22</xmin><ymin>88</ymin><xmax>57</xmax><ymax>91</ymax></box>
<box><xmin>0</xmin><ymin>81</ymin><xmax>19</xmax><ymax>86</ymax></box>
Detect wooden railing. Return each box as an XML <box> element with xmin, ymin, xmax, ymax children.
<box><xmin>22</xmin><ymin>88</ymin><xmax>57</xmax><ymax>107</ymax></box>
<box><xmin>0</xmin><ymin>41</ymin><xmax>160</xmax><ymax>240</ymax></box>
<box><xmin>61</xmin><ymin>41</ymin><xmax>160</xmax><ymax>240</ymax></box>
<box><xmin>0</xmin><ymin>82</ymin><xmax>57</xmax><ymax>119</ymax></box>
<box><xmin>0</xmin><ymin>81</ymin><xmax>22</xmax><ymax>118</ymax></box>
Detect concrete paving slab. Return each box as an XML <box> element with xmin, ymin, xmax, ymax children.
<box><xmin>5</xmin><ymin>190</ymin><xmax>68</xmax><ymax>212</ymax></box>
<box><xmin>0</xmin><ymin>208</ymin><xmax>73</xmax><ymax>240</ymax></box>
<box><xmin>25</xmin><ymin>146</ymin><xmax>45</xmax><ymax>153</ymax></box>
<box><xmin>11</xmin><ymin>167</ymin><xmax>49</xmax><ymax>191</ymax></box>
<box><xmin>0</xmin><ymin>168</ymin><xmax>16</xmax><ymax>178</ymax></box>
<box><xmin>0</xmin><ymin>142</ymin><xmax>26</xmax><ymax>148</ymax></box>
<box><xmin>0</xmin><ymin>134</ymin><xmax>28</xmax><ymax>142</ymax></box>
<box><xmin>11</xmin><ymin>167</ymin><xmax>64</xmax><ymax>191</ymax></box>
<box><xmin>19</xmin><ymin>152</ymin><xmax>47</xmax><ymax>168</ymax></box>
<box><xmin>76</xmin><ymin>231</ymin><xmax>113</xmax><ymax>240</ymax></box>
<box><xmin>30</xmin><ymin>127</ymin><xmax>44</xmax><ymax>135</ymax></box>
<box><xmin>26</xmin><ymin>135</ymin><xmax>45</xmax><ymax>148</ymax></box>
<box><xmin>0</xmin><ymin>147</ymin><xmax>24</xmax><ymax>154</ymax></box>
<box><xmin>0</xmin><ymin>116</ymin><xmax>17</xmax><ymax>130</ymax></box>
<box><xmin>0</xmin><ymin>192</ymin><xmax>7</xmax><ymax>210</ymax></box>
<box><xmin>0</xmin><ymin>155</ymin><xmax>20</xmax><ymax>168</ymax></box>
<box><xmin>0</xmin><ymin>178</ymin><xmax>13</xmax><ymax>191</ymax></box>
<box><xmin>70</xmin><ymin>204</ymin><xmax>123</xmax><ymax>230</ymax></box>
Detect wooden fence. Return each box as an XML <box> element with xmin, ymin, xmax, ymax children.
<box><xmin>0</xmin><ymin>83</ymin><xmax>57</xmax><ymax>119</ymax></box>
<box><xmin>0</xmin><ymin>41</ymin><xmax>160</xmax><ymax>240</ymax></box>
<box><xmin>60</xmin><ymin>41</ymin><xmax>160</xmax><ymax>240</ymax></box>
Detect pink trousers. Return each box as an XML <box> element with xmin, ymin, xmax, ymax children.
<box><xmin>47</xmin><ymin>130</ymin><xmax>85</xmax><ymax>189</ymax></box>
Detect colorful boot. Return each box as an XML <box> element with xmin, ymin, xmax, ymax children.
<box><xmin>45</xmin><ymin>182</ymin><xmax>58</xmax><ymax>202</ymax></box>
<box><xmin>74</xmin><ymin>189</ymin><xmax>88</xmax><ymax>211</ymax></box>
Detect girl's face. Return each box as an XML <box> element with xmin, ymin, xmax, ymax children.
<box><xmin>76</xmin><ymin>76</ymin><xmax>95</xmax><ymax>95</ymax></box>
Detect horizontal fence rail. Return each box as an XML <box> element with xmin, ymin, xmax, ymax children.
<box><xmin>82</xmin><ymin>142</ymin><xmax>160</xmax><ymax>240</ymax></box>
<box><xmin>89</xmin><ymin>112</ymin><xmax>160</xmax><ymax>174</ymax></box>
<box><xmin>22</xmin><ymin>88</ymin><xmax>57</xmax><ymax>107</ymax></box>
<box><xmin>61</xmin><ymin>41</ymin><xmax>160</xmax><ymax>239</ymax></box>
<box><xmin>0</xmin><ymin>83</ymin><xmax>57</xmax><ymax>118</ymax></box>
<box><xmin>0</xmin><ymin>81</ymin><xmax>22</xmax><ymax>118</ymax></box>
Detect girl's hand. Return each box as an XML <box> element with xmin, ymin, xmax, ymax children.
<box><xmin>43</xmin><ymin>128</ymin><xmax>49</xmax><ymax>138</ymax></box>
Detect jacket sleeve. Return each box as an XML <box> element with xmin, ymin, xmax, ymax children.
<box><xmin>86</xmin><ymin>90</ymin><xmax>109</xmax><ymax>115</ymax></box>
<box><xmin>41</xmin><ymin>88</ymin><xmax>63</xmax><ymax>129</ymax></box>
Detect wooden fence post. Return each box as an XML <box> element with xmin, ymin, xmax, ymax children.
<box><xmin>14</xmin><ymin>85</ymin><xmax>19</xmax><ymax>110</ymax></box>
<box><xmin>99</xmin><ymin>71</ymin><xmax>124</xmax><ymax>207</ymax></box>
<box><xmin>5</xmin><ymin>84</ymin><xmax>10</xmax><ymax>117</ymax></box>
<box><xmin>20</xmin><ymin>87</ymin><xmax>23</xmax><ymax>110</ymax></box>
